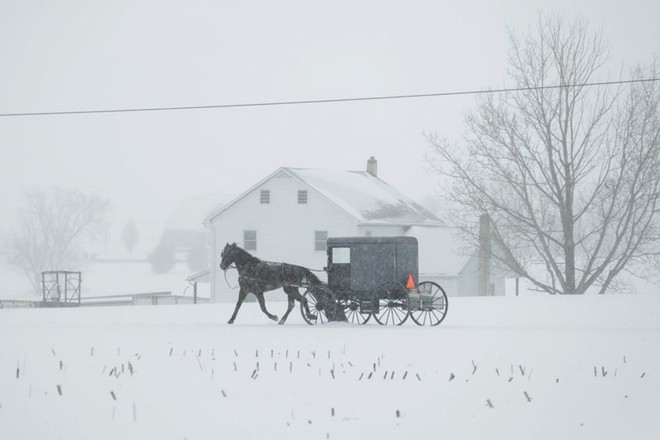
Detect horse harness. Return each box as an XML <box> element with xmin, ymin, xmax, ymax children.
<box><xmin>223</xmin><ymin>261</ymin><xmax>315</xmax><ymax>290</ymax></box>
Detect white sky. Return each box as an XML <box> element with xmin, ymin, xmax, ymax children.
<box><xmin>1</xmin><ymin>0</ymin><xmax>658</xmax><ymax>235</ymax></box>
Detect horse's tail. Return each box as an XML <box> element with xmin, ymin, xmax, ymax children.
<box><xmin>302</xmin><ymin>267</ymin><xmax>323</xmax><ymax>285</ymax></box>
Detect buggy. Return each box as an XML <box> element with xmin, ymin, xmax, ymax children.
<box><xmin>300</xmin><ymin>236</ymin><xmax>448</xmax><ymax>326</ymax></box>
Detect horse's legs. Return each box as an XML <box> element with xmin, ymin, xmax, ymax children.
<box><xmin>228</xmin><ymin>287</ymin><xmax>249</xmax><ymax>324</ymax></box>
<box><xmin>278</xmin><ymin>288</ymin><xmax>297</xmax><ymax>325</ymax></box>
<box><xmin>289</xmin><ymin>288</ymin><xmax>316</xmax><ymax>321</ymax></box>
<box><xmin>255</xmin><ymin>291</ymin><xmax>278</xmax><ymax>322</ymax></box>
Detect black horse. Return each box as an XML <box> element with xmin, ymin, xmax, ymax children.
<box><xmin>219</xmin><ymin>243</ymin><xmax>321</xmax><ymax>325</ymax></box>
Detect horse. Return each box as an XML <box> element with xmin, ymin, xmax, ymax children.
<box><xmin>219</xmin><ymin>242</ymin><xmax>321</xmax><ymax>325</ymax></box>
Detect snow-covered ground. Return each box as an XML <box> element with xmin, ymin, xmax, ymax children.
<box><xmin>81</xmin><ymin>261</ymin><xmax>202</xmax><ymax>299</ymax></box>
<box><xmin>0</xmin><ymin>260</ymin><xmax>208</xmax><ymax>301</ymax></box>
<box><xmin>1</xmin><ymin>294</ymin><xmax>659</xmax><ymax>439</ymax></box>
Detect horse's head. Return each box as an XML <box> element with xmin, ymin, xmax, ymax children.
<box><xmin>220</xmin><ymin>242</ymin><xmax>238</xmax><ymax>271</ymax></box>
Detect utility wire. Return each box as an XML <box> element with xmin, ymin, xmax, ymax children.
<box><xmin>0</xmin><ymin>78</ymin><xmax>658</xmax><ymax>118</ymax></box>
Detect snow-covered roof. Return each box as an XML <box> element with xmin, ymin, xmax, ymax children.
<box><xmin>206</xmin><ymin>167</ymin><xmax>442</xmax><ymax>226</ymax></box>
<box><xmin>288</xmin><ymin>168</ymin><xmax>440</xmax><ymax>225</ymax></box>
<box><xmin>166</xmin><ymin>194</ymin><xmax>235</xmax><ymax>231</ymax></box>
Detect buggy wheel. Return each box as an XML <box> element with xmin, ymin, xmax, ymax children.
<box><xmin>301</xmin><ymin>285</ymin><xmax>337</xmax><ymax>325</ymax></box>
<box><xmin>370</xmin><ymin>281</ymin><xmax>410</xmax><ymax>326</ymax></box>
<box><xmin>410</xmin><ymin>281</ymin><xmax>448</xmax><ymax>326</ymax></box>
<box><xmin>342</xmin><ymin>299</ymin><xmax>371</xmax><ymax>325</ymax></box>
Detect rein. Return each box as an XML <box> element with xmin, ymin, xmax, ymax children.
<box><xmin>223</xmin><ymin>265</ymin><xmax>239</xmax><ymax>289</ymax></box>
<box><xmin>221</xmin><ymin>259</ymin><xmax>324</xmax><ymax>290</ymax></box>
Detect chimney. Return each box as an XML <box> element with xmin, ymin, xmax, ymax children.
<box><xmin>367</xmin><ymin>156</ymin><xmax>378</xmax><ymax>177</ymax></box>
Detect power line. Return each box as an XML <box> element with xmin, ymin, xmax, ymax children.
<box><xmin>0</xmin><ymin>78</ymin><xmax>658</xmax><ymax>118</ymax></box>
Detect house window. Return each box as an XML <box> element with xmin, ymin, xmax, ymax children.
<box><xmin>244</xmin><ymin>230</ymin><xmax>257</xmax><ymax>251</ymax></box>
<box><xmin>260</xmin><ymin>190</ymin><xmax>270</xmax><ymax>204</ymax></box>
<box><xmin>365</xmin><ymin>231</ymin><xmax>372</xmax><ymax>237</ymax></box>
<box><xmin>298</xmin><ymin>190</ymin><xmax>308</xmax><ymax>204</ymax></box>
<box><xmin>315</xmin><ymin>231</ymin><xmax>327</xmax><ymax>251</ymax></box>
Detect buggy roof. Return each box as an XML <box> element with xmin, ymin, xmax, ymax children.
<box><xmin>327</xmin><ymin>236</ymin><xmax>418</xmax><ymax>247</ymax></box>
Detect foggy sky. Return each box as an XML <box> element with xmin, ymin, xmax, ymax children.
<box><xmin>1</xmin><ymin>0</ymin><xmax>659</xmax><ymax>232</ymax></box>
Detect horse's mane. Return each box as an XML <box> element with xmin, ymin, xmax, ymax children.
<box><xmin>230</xmin><ymin>243</ymin><xmax>261</xmax><ymax>265</ymax></box>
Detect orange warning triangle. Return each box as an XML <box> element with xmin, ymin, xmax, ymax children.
<box><xmin>406</xmin><ymin>273</ymin><xmax>416</xmax><ymax>289</ymax></box>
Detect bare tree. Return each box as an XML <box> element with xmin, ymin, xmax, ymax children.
<box><xmin>427</xmin><ymin>14</ymin><xmax>660</xmax><ymax>295</ymax></box>
<box><xmin>6</xmin><ymin>187</ymin><xmax>110</xmax><ymax>293</ymax></box>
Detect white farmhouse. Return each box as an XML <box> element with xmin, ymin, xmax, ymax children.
<box><xmin>204</xmin><ymin>157</ymin><xmax>501</xmax><ymax>303</ymax></box>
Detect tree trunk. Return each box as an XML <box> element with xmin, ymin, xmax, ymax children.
<box><xmin>563</xmin><ymin>178</ymin><xmax>577</xmax><ymax>295</ymax></box>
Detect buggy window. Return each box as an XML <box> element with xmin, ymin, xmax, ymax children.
<box><xmin>331</xmin><ymin>247</ymin><xmax>350</xmax><ymax>264</ymax></box>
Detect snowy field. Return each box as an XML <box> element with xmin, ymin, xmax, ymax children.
<box><xmin>0</xmin><ymin>260</ymin><xmax>209</xmax><ymax>301</ymax></box>
<box><xmin>1</xmin><ymin>294</ymin><xmax>659</xmax><ymax>440</ymax></box>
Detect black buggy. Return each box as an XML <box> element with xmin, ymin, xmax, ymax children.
<box><xmin>300</xmin><ymin>236</ymin><xmax>449</xmax><ymax>326</ymax></box>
